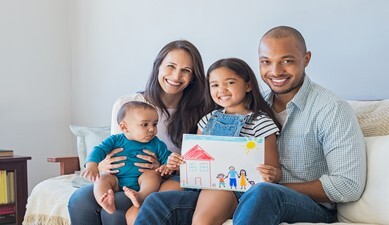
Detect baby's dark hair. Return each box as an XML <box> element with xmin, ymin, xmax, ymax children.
<box><xmin>116</xmin><ymin>101</ymin><xmax>156</xmax><ymax>124</ymax></box>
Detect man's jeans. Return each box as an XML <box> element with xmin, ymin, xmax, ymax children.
<box><xmin>233</xmin><ymin>183</ymin><xmax>337</xmax><ymax>225</ymax></box>
<box><xmin>135</xmin><ymin>184</ymin><xmax>337</xmax><ymax>225</ymax></box>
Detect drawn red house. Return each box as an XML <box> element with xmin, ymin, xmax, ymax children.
<box><xmin>181</xmin><ymin>144</ymin><xmax>215</xmax><ymax>188</ymax></box>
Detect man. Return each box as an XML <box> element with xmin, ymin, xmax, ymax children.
<box><xmin>233</xmin><ymin>26</ymin><xmax>366</xmax><ymax>224</ymax></box>
<box><xmin>134</xmin><ymin>26</ymin><xmax>367</xmax><ymax>225</ymax></box>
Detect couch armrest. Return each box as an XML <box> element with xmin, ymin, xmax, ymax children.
<box><xmin>47</xmin><ymin>156</ymin><xmax>80</xmax><ymax>175</ymax></box>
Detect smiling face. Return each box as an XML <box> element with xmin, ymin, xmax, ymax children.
<box><xmin>208</xmin><ymin>67</ymin><xmax>251</xmax><ymax>114</ymax></box>
<box><xmin>157</xmin><ymin>49</ymin><xmax>193</xmax><ymax>99</ymax></box>
<box><xmin>259</xmin><ymin>36</ymin><xmax>311</xmax><ymax>102</ymax></box>
<box><xmin>120</xmin><ymin>107</ymin><xmax>159</xmax><ymax>143</ymax></box>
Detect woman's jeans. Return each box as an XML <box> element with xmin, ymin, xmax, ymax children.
<box><xmin>68</xmin><ymin>184</ymin><xmax>132</xmax><ymax>225</ymax></box>
<box><xmin>134</xmin><ymin>183</ymin><xmax>337</xmax><ymax>225</ymax></box>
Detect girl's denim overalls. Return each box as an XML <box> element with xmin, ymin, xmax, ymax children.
<box><xmin>201</xmin><ymin>109</ymin><xmax>252</xmax><ymax>200</ymax></box>
<box><xmin>202</xmin><ymin>110</ymin><xmax>251</xmax><ymax>137</ymax></box>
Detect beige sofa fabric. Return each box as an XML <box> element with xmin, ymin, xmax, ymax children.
<box><xmin>24</xmin><ymin>100</ymin><xmax>389</xmax><ymax>225</ymax></box>
<box><xmin>348</xmin><ymin>99</ymin><xmax>389</xmax><ymax>137</ymax></box>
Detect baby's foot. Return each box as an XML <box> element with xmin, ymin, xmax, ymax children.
<box><xmin>123</xmin><ymin>186</ymin><xmax>142</xmax><ymax>208</ymax></box>
<box><xmin>99</xmin><ymin>189</ymin><xmax>116</xmax><ymax>214</ymax></box>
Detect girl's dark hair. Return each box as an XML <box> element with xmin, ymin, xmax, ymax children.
<box><xmin>144</xmin><ymin>40</ymin><xmax>211</xmax><ymax>148</ymax></box>
<box><xmin>206</xmin><ymin>58</ymin><xmax>281</xmax><ymax>129</ymax></box>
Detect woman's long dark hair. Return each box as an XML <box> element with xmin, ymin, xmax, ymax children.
<box><xmin>144</xmin><ymin>40</ymin><xmax>211</xmax><ymax>148</ymax></box>
<box><xmin>206</xmin><ymin>58</ymin><xmax>281</xmax><ymax>130</ymax></box>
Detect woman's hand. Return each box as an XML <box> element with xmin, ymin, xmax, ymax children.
<box><xmin>135</xmin><ymin>149</ymin><xmax>161</xmax><ymax>172</ymax></box>
<box><xmin>257</xmin><ymin>164</ymin><xmax>278</xmax><ymax>183</ymax></box>
<box><xmin>98</xmin><ymin>148</ymin><xmax>126</xmax><ymax>174</ymax></box>
<box><xmin>167</xmin><ymin>152</ymin><xmax>185</xmax><ymax>170</ymax></box>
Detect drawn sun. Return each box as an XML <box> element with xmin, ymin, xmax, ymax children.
<box><xmin>244</xmin><ymin>139</ymin><xmax>258</xmax><ymax>154</ymax></box>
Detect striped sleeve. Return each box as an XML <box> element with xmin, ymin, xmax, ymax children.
<box><xmin>197</xmin><ymin>111</ymin><xmax>213</xmax><ymax>133</ymax></box>
<box><xmin>241</xmin><ymin>115</ymin><xmax>279</xmax><ymax>138</ymax></box>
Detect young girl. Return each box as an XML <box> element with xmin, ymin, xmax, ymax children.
<box><xmin>168</xmin><ymin>57</ymin><xmax>282</xmax><ymax>225</ymax></box>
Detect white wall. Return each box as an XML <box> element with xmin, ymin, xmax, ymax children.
<box><xmin>0</xmin><ymin>0</ymin><xmax>388</xmax><ymax>193</ymax></box>
<box><xmin>71</xmin><ymin>0</ymin><xmax>389</xmax><ymax>128</ymax></box>
<box><xmin>0</xmin><ymin>0</ymin><xmax>72</xmax><ymax>192</ymax></box>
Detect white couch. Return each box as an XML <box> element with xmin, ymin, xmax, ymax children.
<box><xmin>23</xmin><ymin>100</ymin><xmax>389</xmax><ymax>225</ymax></box>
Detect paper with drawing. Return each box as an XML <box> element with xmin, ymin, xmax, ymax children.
<box><xmin>180</xmin><ymin>134</ymin><xmax>264</xmax><ymax>192</ymax></box>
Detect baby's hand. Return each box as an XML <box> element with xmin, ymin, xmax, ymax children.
<box><xmin>81</xmin><ymin>163</ymin><xmax>100</xmax><ymax>182</ymax></box>
<box><xmin>156</xmin><ymin>165</ymin><xmax>173</xmax><ymax>176</ymax></box>
<box><xmin>167</xmin><ymin>152</ymin><xmax>185</xmax><ymax>170</ymax></box>
<box><xmin>257</xmin><ymin>164</ymin><xmax>277</xmax><ymax>183</ymax></box>
<box><xmin>81</xmin><ymin>168</ymin><xmax>100</xmax><ymax>182</ymax></box>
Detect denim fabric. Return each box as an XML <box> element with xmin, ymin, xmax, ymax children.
<box><xmin>233</xmin><ymin>183</ymin><xmax>337</xmax><ymax>225</ymax></box>
<box><xmin>169</xmin><ymin>174</ymin><xmax>180</xmax><ymax>182</ymax></box>
<box><xmin>134</xmin><ymin>190</ymin><xmax>200</xmax><ymax>225</ymax></box>
<box><xmin>68</xmin><ymin>184</ymin><xmax>132</xmax><ymax>225</ymax></box>
<box><xmin>134</xmin><ymin>112</ymin><xmax>253</xmax><ymax>224</ymax></box>
<box><xmin>202</xmin><ymin>110</ymin><xmax>248</xmax><ymax>136</ymax></box>
<box><xmin>202</xmin><ymin>110</ymin><xmax>249</xmax><ymax>201</ymax></box>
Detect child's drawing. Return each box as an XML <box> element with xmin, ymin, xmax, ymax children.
<box><xmin>239</xmin><ymin>169</ymin><xmax>249</xmax><ymax>190</ymax></box>
<box><xmin>180</xmin><ymin>134</ymin><xmax>264</xmax><ymax>192</ymax></box>
<box><xmin>226</xmin><ymin>166</ymin><xmax>239</xmax><ymax>189</ymax></box>
<box><xmin>216</xmin><ymin>173</ymin><xmax>226</xmax><ymax>188</ymax></box>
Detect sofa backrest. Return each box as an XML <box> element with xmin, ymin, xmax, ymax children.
<box><xmin>337</xmin><ymin>99</ymin><xmax>389</xmax><ymax>224</ymax></box>
<box><xmin>68</xmin><ymin>100</ymin><xmax>389</xmax><ymax>224</ymax></box>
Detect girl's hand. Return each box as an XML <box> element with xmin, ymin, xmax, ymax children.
<box><xmin>257</xmin><ymin>164</ymin><xmax>278</xmax><ymax>183</ymax></box>
<box><xmin>135</xmin><ymin>149</ymin><xmax>161</xmax><ymax>172</ymax></box>
<box><xmin>167</xmin><ymin>152</ymin><xmax>185</xmax><ymax>170</ymax></box>
<box><xmin>156</xmin><ymin>165</ymin><xmax>174</xmax><ymax>176</ymax></box>
<box><xmin>98</xmin><ymin>148</ymin><xmax>126</xmax><ymax>174</ymax></box>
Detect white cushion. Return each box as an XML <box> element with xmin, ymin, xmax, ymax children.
<box><xmin>337</xmin><ymin>135</ymin><xmax>389</xmax><ymax>224</ymax></box>
<box><xmin>348</xmin><ymin>100</ymin><xmax>389</xmax><ymax>137</ymax></box>
<box><xmin>69</xmin><ymin>125</ymin><xmax>111</xmax><ymax>169</ymax></box>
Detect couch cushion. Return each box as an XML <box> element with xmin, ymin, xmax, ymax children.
<box><xmin>69</xmin><ymin>125</ymin><xmax>111</xmax><ymax>169</ymax></box>
<box><xmin>337</xmin><ymin>135</ymin><xmax>389</xmax><ymax>224</ymax></box>
<box><xmin>348</xmin><ymin>100</ymin><xmax>389</xmax><ymax>137</ymax></box>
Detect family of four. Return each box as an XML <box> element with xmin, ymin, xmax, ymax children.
<box><xmin>68</xmin><ymin>26</ymin><xmax>366</xmax><ymax>225</ymax></box>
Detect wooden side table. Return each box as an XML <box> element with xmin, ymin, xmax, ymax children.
<box><xmin>0</xmin><ymin>155</ymin><xmax>31</xmax><ymax>225</ymax></box>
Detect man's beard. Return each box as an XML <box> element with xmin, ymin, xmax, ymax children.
<box><xmin>270</xmin><ymin>73</ymin><xmax>305</xmax><ymax>95</ymax></box>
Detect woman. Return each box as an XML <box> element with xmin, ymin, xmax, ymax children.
<box><xmin>68</xmin><ymin>40</ymin><xmax>211</xmax><ymax>225</ymax></box>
